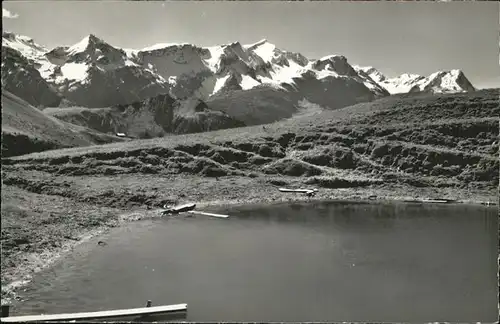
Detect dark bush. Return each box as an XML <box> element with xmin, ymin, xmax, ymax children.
<box><xmin>371</xmin><ymin>143</ymin><xmax>390</xmax><ymax>159</ymax></box>
<box><xmin>305</xmin><ymin>177</ymin><xmax>379</xmax><ymax>188</ymax></box>
<box><xmin>264</xmin><ymin>159</ymin><xmax>322</xmax><ymax>177</ymax></box>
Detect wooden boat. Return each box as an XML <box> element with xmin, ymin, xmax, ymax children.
<box><xmin>161</xmin><ymin>203</ymin><xmax>230</xmax><ymax>218</ymax></box>
<box><xmin>0</xmin><ymin>303</ymin><xmax>188</xmax><ymax>323</ymax></box>
<box><xmin>162</xmin><ymin>203</ymin><xmax>196</xmax><ymax>215</ymax></box>
<box><xmin>278</xmin><ymin>188</ymin><xmax>318</xmax><ymax>196</ymax></box>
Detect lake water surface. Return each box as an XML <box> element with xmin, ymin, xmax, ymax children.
<box><xmin>15</xmin><ymin>201</ymin><xmax>498</xmax><ymax>322</ymax></box>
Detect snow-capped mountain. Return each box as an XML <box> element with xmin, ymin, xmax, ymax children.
<box><xmin>355</xmin><ymin>66</ymin><xmax>476</xmax><ymax>95</ymax></box>
<box><xmin>2</xmin><ymin>32</ymin><xmax>390</xmax><ymax>109</ymax></box>
<box><xmin>40</xmin><ymin>34</ymin><xmax>169</xmax><ymax>107</ymax></box>
<box><xmin>2</xmin><ymin>32</ymin><xmax>476</xmax><ymax>112</ymax></box>
<box><xmin>2</xmin><ymin>33</ymin><xmax>62</xmax><ymax>107</ymax></box>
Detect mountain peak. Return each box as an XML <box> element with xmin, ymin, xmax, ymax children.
<box><xmin>312</xmin><ymin>54</ymin><xmax>357</xmax><ymax>77</ymax></box>
<box><xmin>355</xmin><ymin>65</ymin><xmax>475</xmax><ymax>95</ymax></box>
<box><xmin>140</xmin><ymin>42</ymin><xmax>192</xmax><ymax>52</ymax></box>
<box><xmin>357</xmin><ymin>66</ymin><xmax>378</xmax><ymax>74</ymax></box>
<box><xmin>317</xmin><ymin>55</ymin><xmax>347</xmax><ymax>62</ymax></box>
<box><xmin>2</xmin><ymin>31</ymin><xmax>48</xmax><ymax>59</ymax></box>
<box><xmin>428</xmin><ymin>69</ymin><xmax>463</xmax><ymax>79</ymax></box>
<box><xmin>244</xmin><ymin>39</ymin><xmax>270</xmax><ymax>49</ymax></box>
<box><xmin>67</xmin><ymin>34</ymin><xmax>107</xmax><ymax>55</ymax></box>
<box><xmin>2</xmin><ymin>31</ymin><xmax>44</xmax><ymax>47</ymax></box>
<box><xmin>2</xmin><ymin>31</ymin><xmax>17</xmax><ymax>40</ymax></box>
<box><xmin>414</xmin><ymin>69</ymin><xmax>475</xmax><ymax>94</ymax></box>
<box><xmin>354</xmin><ymin>66</ymin><xmax>388</xmax><ymax>83</ymax></box>
<box><xmin>224</xmin><ymin>41</ymin><xmax>242</xmax><ymax>49</ymax></box>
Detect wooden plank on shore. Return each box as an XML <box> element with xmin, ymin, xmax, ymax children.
<box><xmin>187</xmin><ymin>210</ymin><xmax>229</xmax><ymax>218</ymax></box>
<box><xmin>0</xmin><ymin>303</ymin><xmax>188</xmax><ymax>323</ymax></box>
<box><xmin>278</xmin><ymin>188</ymin><xmax>318</xmax><ymax>194</ymax></box>
<box><xmin>421</xmin><ymin>199</ymin><xmax>451</xmax><ymax>204</ymax></box>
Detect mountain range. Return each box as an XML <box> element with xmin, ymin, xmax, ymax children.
<box><xmin>2</xmin><ymin>32</ymin><xmax>477</xmax><ymax>139</ymax></box>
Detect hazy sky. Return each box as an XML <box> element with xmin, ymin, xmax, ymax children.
<box><xmin>3</xmin><ymin>1</ymin><xmax>499</xmax><ymax>89</ymax></box>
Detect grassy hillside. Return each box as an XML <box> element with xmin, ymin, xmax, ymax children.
<box><xmin>206</xmin><ymin>86</ymin><xmax>300</xmax><ymax>126</ymax></box>
<box><xmin>5</xmin><ymin>89</ymin><xmax>498</xmax><ymax>190</ymax></box>
<box><xmin>1</xmin><ymin>91</ymin><xmax>124</xmax><ymax>157</ymax></box>
<box><xmin>45</xmin><ymin>95</ymin><xmax>246</xmax><ymax>139</ymax></box>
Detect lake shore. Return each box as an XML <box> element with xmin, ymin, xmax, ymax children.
<box><xmin>1</xmin><ymin>172</ymin><xmax>496</xmax><ymax>308</ymax></box>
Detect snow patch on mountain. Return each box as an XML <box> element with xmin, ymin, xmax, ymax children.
<box><xmin>213</xmin><ymin>74</ymin><xmax>230</xmax><ymax>95</ymax></box>
<box><xmin>205</xmin><ymin>46</ymin><xmax>224</xmax><ymax>73</ymax></box>
<box><xmin>59</xmin><ymin>63</ymin><xmax>89</xmax><ymax>84</ymax></box>
<box><xmin>314</xmin><ymin>65</ymin><xmax>340</xmax><ymax>79</ymax></box>
<box><xmin>240</xmin><ymin>75</ymin><xmax>261</xmax><ymax>90</ymax></box>
<box><xmin>247</xmin><ymin>39</ymin><xmax>276</xmax><ymax>63</ymax></box>
<box><xmin>269</xmin><ymin>59</ymin><xmax>306</xmax><ymax>86</ymax></box>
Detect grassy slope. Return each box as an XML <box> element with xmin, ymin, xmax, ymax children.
<box><xmin>1</xmin><ymin>91</ymin><xmax>125</xmax><ymax>157</ymax></box>
<box><xmin>44</xmin><ymin>96</ymin><xmax>246</xmax><ymax>139</ymax></box>
<box><xmin>206</xmin><ymin>86</ymin><xmax>300</xmax><ymax>126</ymax></box>
<box><xmin>2</xmin><ymin>89</ymin><xmax>499</xmax><ymax>304</ymax></box>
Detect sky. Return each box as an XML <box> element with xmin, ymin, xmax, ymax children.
<box><xmin>3</xmin><ymin>1</ymin><xmax>499</xmax><ymax>89</ymax></box>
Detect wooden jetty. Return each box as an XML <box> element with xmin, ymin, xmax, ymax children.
<box><xmin>0</xmin><ymin>303</ymin><xmax>188</xmax><ymax>323</ymax></box>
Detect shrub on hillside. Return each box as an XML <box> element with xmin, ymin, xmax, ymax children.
<box><xmin>88</xmin><ymin>150</ymin><xmax>127</xmax><ymax>161</ymax></box>
<box><xmin>248</xmin><ymin>155</ymin><xmax>273</xmax><ymax>165</ymax></box>
<box><xmin>114</xmin><ymin>157</ymin><xmax>142</xmax><ymax>168</ymax></box>
<box><xmin>263</xmin><ymin>158</ymin><xmax>322</xmax><ymax>177</ymax></box>
<box><xmin>257</xmin><ymin>143</ymin><xmax>286</xmax><ymax>158</ymax></box>
<box><xmin>200</xmin><ymin>165</ymin><xmax>228</xmax><ymax>177</ymax></box>
<box><xmin>137</xmin><ymin>130</ymin><xmax>154</xmax><ymax>139</ymax></box>
<box><xmin>175</xmin><ymin>143</ymin><xmax>211</xmax><ymax>156</ymax></box>
<box><xmin>302</xmin><ymin>146</ymin><xmax>359</xmax><ymax>170</ymax></box>
<box><xmin>353</xmin><ymin>144</ymin><xmax>368</xmax><ymax>154</ymax></box>
<box><xmin>1</xmin><ymin>132</ymin><xmax>59</xmax><ymax>157</ymax></box>
<box><xmin>139</xmin><ymin>154</ymin><xmax>161</xmax><ymax>166</ymax></box>
<box><xmin>370</xmin><ymin>143</ymin><xmax>390</xmax><ymax>159</ymax></box>
<box><xmin>181</xmin><ymin>157</ymin><xmax>227</xmax><ymax>177</ymax></box>
<box><xmin>304</xmin><ymin>176</ymin><xmax>380</xmax><ymax>188</ymax></box>
<box><xmin>131</xmin><ymin>164</ymin><xmax>161</xmax><ymax>174</ymax></box>
<box><xmin>430</xmin><ymin>164</ymin><xmax>462</xmax><ymax>177</ymax></box>
<box><xmin>148</xmin><ymin>147</ymin><xmax>175</xmax><ymax>158</ymax></box>
<box><xmin>48</xmin><ymin>156</ymin><xmax>70</xmax><ymax>165</ymax></box>
<box><xmin>205</xmin><ymin>147</ymin><xmax>250</xmax><ymax>163</ymax></box>
<box><xmin>302</xmin><ymin>152</ymin><xmax>331</xmax><ymax>167</ymax></box>
<box><xmin>295</xmin><ymin>143</ymin><xmax>314</xmax><ymax>150</ymax></box>
<box><xmin>102</xmin><ymin>166</ymin><xmax>127</xmax><ymax>175</ymax></box>
<box><xmin>267</xmin><ymin>178</ymin><xmax>289</xmax><ymax>186</ymax></box>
